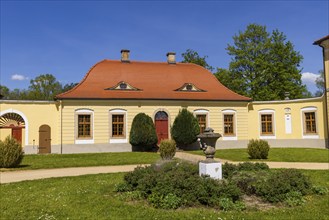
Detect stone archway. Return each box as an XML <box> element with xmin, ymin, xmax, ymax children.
<box><xmin>0</xmin><ymin>113</ymin><xmax>25</xmax><ymax>145</ymax></box>
<box><xmin>155</xmin><ymin>111</ymin><xmax>169</xmax><ymax>144</ymax></box>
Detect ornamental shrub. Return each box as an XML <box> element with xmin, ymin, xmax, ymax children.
<box><xmin>222</xmin><ymin>162</ymin><xmax>269</xmax><ymax>178</ymax></box>
<box><xmin>247</xmin><ymin>139</ymin><xmax>270</xmax><ymax>159</ymax></box>
<box><xmin>0</xmin><ymin>136</ymin><xmax>24</xmax><ymax>168</ymax></box>
<box><xmin>159</xmin><ymin>139</ymin><xmax>176</xmax><ymax>160</ymax></box>
<box><xmin>255</xmin><ymin>169</ymin><xmax>312</xmax><ymax>203</ymax></box>
<box><xmin>129</xmin><ymin>113</ymin><xmax>158</xmax><ymax>151</ymax></box>
<box><xmin>171</xmin><ymin>108</ymin><xmax>200</xmax><ymax>149</ymax></box>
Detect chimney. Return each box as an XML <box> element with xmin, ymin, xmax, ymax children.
<box><xmin>166</xmin><ymin>52</ymin><xmax>176</xmax><ymax>64</ymax></box>
<box><xmin>121</xmin><ymin>49</ymin><xmax>130</xmax><ymax>63</ymax></box>
<box><xmin>284</xmin><ymin>92</ymin><xmax>290</xmax><ymax>100</ymax></box>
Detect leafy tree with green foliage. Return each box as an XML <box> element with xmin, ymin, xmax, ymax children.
<box><xmin>27</xmin><ymin>74</ymin><xmax>63</xmax><ymax>100</ymax></box>
<box><xmin>171</xmin><ymin>108</ymin><xmax>200</xmax><ymax>149</ymax></box>
<box><xmin>62</xmin><ymin>82</ymin><xmax>78</xmax><ymax>93</ymax></box>
<box><xmin>129</xmin><ymin>113</ymin><xmax>158</xmax><ymax>151</ymax></box>
<box><xmin>315</xmin><ymin>70</ymin><xmax>325</xmax><ymax>97</ymax></box>
<box><xmin>215</xmin><ymin>24</ymin><xmax>308</xmax><ymax>101</ymax></box>
<box><xmin>181</xmin><ymin>49</ymin><xmax>214</xmax><ymax>71</ymax></box>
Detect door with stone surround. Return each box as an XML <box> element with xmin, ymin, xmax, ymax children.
<box><xmin>155</xmin><ymin>111</ymin><xmax>169</xmax><ymax>144</ymax></box>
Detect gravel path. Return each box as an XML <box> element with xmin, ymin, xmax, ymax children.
<box><xmin>1</xmin><ymin>152</ymin><xmax>328</xmax><ymax>184</ymax></box>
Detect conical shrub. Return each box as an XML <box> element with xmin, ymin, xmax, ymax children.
<box><xmin>171</xmin><ymin>108</ymin><xmax>200</xmax><ymax>149</ymax></box>
<box><xmin>129</xmin><ymin>113</ymin><xmax>158</xmax><ymax>151</ymax></box>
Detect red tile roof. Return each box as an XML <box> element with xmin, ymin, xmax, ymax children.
<box><xmin>313</xmin><ymin>35</ymin><xmax>329</xmax><ymax>45</ymax></box>
<box><xmin>56</xmin><ymin>60</ymin><xmax>251</xmax><ymax>101</ymax></box>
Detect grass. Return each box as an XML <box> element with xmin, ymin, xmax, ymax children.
<box><xmin>0</xmin><ymin>152</ymin><xmax>161</xmax><ymax>171</ymax></box>
<box><xmin>190</xmin><ymin>148</ymin><xmax>329</xmax><ymax>163</ymax></box>
<box><xmin>1</xmin><ymin>170</ymin><xmax>328</xmax><ymax>220</ymax></box>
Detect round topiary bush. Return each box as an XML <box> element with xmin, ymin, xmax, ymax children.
<box><xmin>247</xmin><ymin>139</ymin><xmax>270</xmax><ymax>159</ymax></box>
<box><xmin>129</xmin><ymin>113</ymin><xmax>158</xmax><ymax>151</ymax></box>
<box><xmin>159</xmin><ymin>139</ymin><xmax>176</xmax><ymax>160</ymax></box>
<box><xmin>171</xmin><ymin>108</ymin><xmax>200</xmax><ymax>149</ymax></box>
<box><xmin>0</xmin><ymin>136</ymin><xmax>24</xmax><ymax>168</ymax></box>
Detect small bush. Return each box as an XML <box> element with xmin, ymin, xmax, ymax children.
<box><xmin>255</xmin><ymin>169</ymin><xmax>312</xmax><ymax>203</ymax></box>
<box><xmin>148</xmin><ymin>193</ymin><xmax>182</xmax><ymax>209</ymax></box>
<box><xmin>284</xmin><ymin>191</ymin><xmax>305</xmax><ymax>207</ymax></box>
<box><xmin>129</xmin><ymin>113</ymin><xmax>158</xmax><ymax>151</ymax></box>
<box><xmin>159</xmin><ymin>139</ymin><xmax>176</xmax><ymax>160</ymax></box>
<box><xmin>0</xmin><ymin>136</ymin><xmax>24</xmax><ymax>168</ymax></box>
<box><xmin>247</xmin><ymin>139</ymin><xmax>270</xmax><ymax>159</ymax></box>
<box><xmin>230</xmin><ymin>171</ymin><xmax>269</xmax><ymax>195</ymax></box>
<box><xmin>312</xmin><ymin>186</ymin><xmax>328</xmax><ymax>195</ymax></box>
<box><xmin>222</xmin><ymin>162</ymin><xmax>269</xmax><ymax>178</ymax></box>
<box><xmin>171</xmin><ymin>109</ymin><xmax>200</xmax><ymax>149</ymax></box>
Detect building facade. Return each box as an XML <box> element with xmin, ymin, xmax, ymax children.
<box><xmin>1</xmin><ymin>37</ymin><xmax>328</xmax><ymax>154</ymax></box>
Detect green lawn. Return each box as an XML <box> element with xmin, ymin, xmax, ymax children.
<box><xmin>0</xmin><ymin>152</ymin><xmax>161</xmax><ymax>171</ymax></box>
<box><xmin>1</xmin><ymin>170</ymin><xmax>328</xmax><ymax>220</ymax></box>
<box><xmin>190</xmin><ymin>148</ymin><xmax>329</xmax><ymax>163</ymax></box>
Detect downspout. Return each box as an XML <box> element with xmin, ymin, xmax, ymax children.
<box><xmin>60</xmin><ymin>100</ymin><xmax>63</xmax><ymax>154</ymax></box>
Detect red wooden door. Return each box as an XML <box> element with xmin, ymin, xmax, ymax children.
<box><xmin>155</xmin><ymin>111</ymin><xmax>168</xmax><ymax>144</ymax></box>
<box><xmin>12</xmin><ymin>127</ymin><xmax>22</xmax><ymax>145</ymax></box>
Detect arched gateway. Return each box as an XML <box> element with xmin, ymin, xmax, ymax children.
<box><xmin>0</xmin><ymin>112</ymin><xmax>25</xmax><ymax>145</ymax></box>
<box><xmin>155</xmin><ymin>111</ymin><xmax>169</xmax><ymax>144</ymax></box>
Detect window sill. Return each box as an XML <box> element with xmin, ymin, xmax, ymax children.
<box><xmin>110</xmin><ymin>138</ymin><xmax>128</xmax><ymax>144</ymax></box>
<box><xmin>302</xmin><ymin>134</ymin><xmax>319</xmax><ymax>139</ymax></box>
<box><xmin>75</xmin><ymin>139</ymin><xmax>94</xmax><ymax>144</ymax></box>
<box><xmin>222</xmin><ymin>136</ymin><xmax>237</xmax><ymax>141</ymax></box>
<box><xmin>260</xmin><ymin>135</ymin><xmax>276</xmax><ymax>139</ymax></box>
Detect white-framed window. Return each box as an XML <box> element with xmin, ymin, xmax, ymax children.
<box><xmin>194</xmin><ymin>109</ymin><xmax>209</xmax><ymax>134</ymax></box>
<box><xmin>222</xmin><ymin>109</ymin><xmax>237</xmax><ymax>140</ymax></box>
<box><xmin>301</xmin><ymin>107</ymin><xmax>319</xmax><ymax>139</ymax></box>
<box><xmin>75</xmin><ymin>109</ymin><xmax>94</xmax><ymax>144</ymax></box>
<box><xmin>259</xmin><ymin>109</ymin><xmax>276</xmax><ymax>139</ymax></box>
<box><xmin>109</xmin><ymin>109</ymin><xmax>128</xmax><ymax>143</ymax></box>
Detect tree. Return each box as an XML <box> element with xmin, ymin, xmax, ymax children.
<box><xmin>181</xmin><ymin>49</ymin><xmax>214</xmax><ymax>71</ymax></box>
<box><xmin>129</xmin><ymin>113</ymin><xmax>158</xmax><ymax>151</ymax></box>
<box><xmin>27</xmin><ymin>74</ymin><xmax>63</xmax><ymax>100</ymax></box>
<box><xmin>315</xmin><ymin>70</ymin><xmax>325</xmax><ymax>97</ymax></box>
<box><xmin>62</xmin><ymin>82</ymin><xmax>78</xmax><ymax>93</ymax></box>
<box><xmin>215</xmin><ymin>24</ymin><xmax>308</xmax><ymax>101</ymax></box>
<box><xmin>0</xmin><ymin>85</ymin><xmax>10</xmax><ymax>99</ymax></box>
<box><xmin>171</xmin><ymin>108</ymin><xmax>200</xmax><ymax>149</ymax></box>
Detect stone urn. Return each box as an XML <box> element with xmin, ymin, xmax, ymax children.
<box><xmin>197</xmin><ymin>127</ymin><xmax>221</xmax><ymax>161</ymax></box>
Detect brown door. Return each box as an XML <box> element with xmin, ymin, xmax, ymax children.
<box><xmin>12</xmin><ymin>127</ymin><xmax>22</xmax><ymax>145</ymax></box>
<box><xmin>39</xmin><ymin>125</ymin><xmax>51</xmax><ymax>154</ymax></box>
<box><xmin>155</xmin><ymin>111</ymin><xmax>168</xmax><ymax>144</ymax></box>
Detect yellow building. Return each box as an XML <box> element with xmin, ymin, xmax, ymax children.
<box><xmin>1</xmin><ymin>37</ymin><xmax>328</xmax><ymax>154</ymax></box>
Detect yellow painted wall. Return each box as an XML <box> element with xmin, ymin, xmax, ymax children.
<box><xmin>1</xmin><ymin>95</ymin><xmax>326</xmax><ymax>150</ymax></box>
<box><xmin>61</xmin><ymin>100</ymin><xmax>249</xmax><ymax>144</ymax></box>
<box><xmin>0</xmin><ymin>101</ymin><xmax>59</xmax><ymax>148</ymax></box>
<box><xmin>249</xmin><ymin>97</ymin><xmax>325</xmax><ymax>139</ymax></box>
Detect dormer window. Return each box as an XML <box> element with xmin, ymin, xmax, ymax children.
<box><xmin>174</xmin><ymin>83</ymin><xmax>206</xmax><ymax>92</ymax></box>
<box><xmin>186</xmin><ymin>84</ymin><xmax>193</xmax><ymax>91</ymax></box>
<box><xmin>105</xmin><ymin>81</ymin><xmax>141</xmax><ymax>91</ymax></box>
<box><xmin>119</xmin><ymin>82</ymin><xmax>127</xmax><ymax>89</ymax></box>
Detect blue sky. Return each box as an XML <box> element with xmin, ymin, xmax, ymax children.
<box><xmin>1</xmin><ymin>0</ymin><xmax>328</xmax><ymax>94</ymax></box>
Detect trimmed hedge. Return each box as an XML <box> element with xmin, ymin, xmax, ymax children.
<box><xmin>129</xmin><ymin>113</ymin><xmax>158</xmax><ymax>151</ymax></box>
<box><xmin>171</xmin><ymin>109</ymin><xmax>200</xmax><ymax>149</ymax></box>
<box><xmin>247</xmin><ymin>139</ymin><xmax>270</xmax><ymax>159</ymax></box>
<box><xmin>159</xmin><ymin>139</ymin><xmax>176</xmax><ymax>160</ymax></box>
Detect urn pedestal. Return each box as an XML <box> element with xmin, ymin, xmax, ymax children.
<box><xmin>197</xmin><ymin>128</ymin><xmax>222</xmax><ymax>180</ymax></box>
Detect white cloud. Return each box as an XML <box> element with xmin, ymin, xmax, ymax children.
<box><xmin>301</xmin><ymin>72</ymin><xmax>320</xmax><ymax>93</ymax></box>
<box><xmin>301</xmin><ymin>72</ymin><xmax>319</xmax><ymax>83</ymax></box>
<box><xmin>11</xmin><ymin>74</ymin><xmax>29</xmax><ymax>81</ymax></box>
